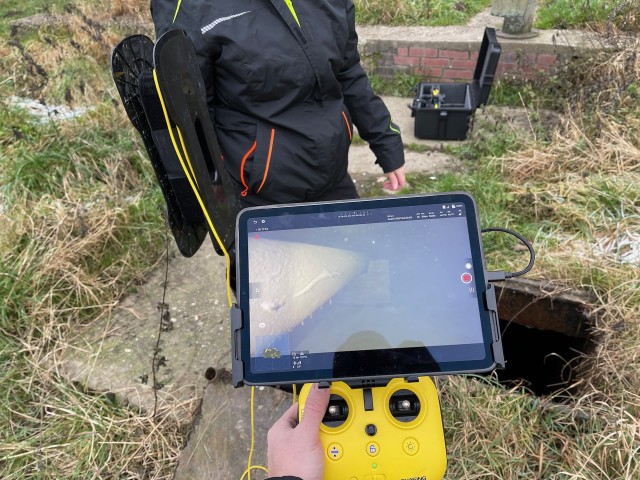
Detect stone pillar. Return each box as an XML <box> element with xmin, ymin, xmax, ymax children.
<box><xmin>491</xmin><ymin>0</ymin><xmax>538</xmax><ymax>38</ymax></box>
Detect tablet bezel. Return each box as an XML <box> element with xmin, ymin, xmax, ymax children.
<box><xmin>231</xmin><ymin>192</ymin><xmax>502</xmax><ymax>386</ymax></box>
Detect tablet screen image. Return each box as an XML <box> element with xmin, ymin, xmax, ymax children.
<box><xmin>233</xmin><ymin>193</ymin><xmax>500</xmax><ymax>385</ymax></box>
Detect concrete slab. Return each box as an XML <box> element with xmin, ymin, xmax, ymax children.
<box><xmin>358</xmin><ymin>24</ymin><xmax>599</xmax><ymax>56</ymax></box>
<box><xmin>57</xmin><ymin>240</ymin><xmax>231</xmax><ymax>415</ymax></box>
<box><xmin>174</xmin><ymin>372</ymin><xmax>291</xmax><ymax>480</ymax></box>
<box><xmin>349</xmin><ymin>95</ymin><xmax>462</xmax><ymax>184</ymax></box>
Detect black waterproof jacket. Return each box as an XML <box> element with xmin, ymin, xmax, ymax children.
<box><xmin>151</xmin><ymin>0</ymin><xmax>404</xmax><ymax>206</ymax></box>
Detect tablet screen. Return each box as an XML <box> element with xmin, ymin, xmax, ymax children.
<box><xmin>234</xmin><ymin>193</ymin><xmax>498</xmax><ymax>385</ymax></box>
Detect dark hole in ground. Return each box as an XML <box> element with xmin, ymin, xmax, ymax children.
<box><xmin>493</xmin><ymin>278</ymin><xmax>597</xmax><ymax>397</ymax></box>
<box><xmin>496</xmin><ymin>320</ymin><xmax>595</xmax><ymax>396</ymax></box>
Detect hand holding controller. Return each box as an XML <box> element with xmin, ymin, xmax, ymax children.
<box><xmin>267</xmin><ymin>383</ymin><xmax>331</xmax><ymax>480</ymax></box>
<box><xmin>298</xmin><ymin>377</ymin><xmax>447</xmax><ymax>480</ymax></box>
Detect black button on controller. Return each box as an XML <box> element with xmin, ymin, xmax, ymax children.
<box><xmin>365</xmin><ymin>424</ymin><xmax>377</xmax><ymax>436</ymax></box>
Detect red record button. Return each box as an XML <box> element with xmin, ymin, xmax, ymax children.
<box><xmin>461</xmin><ymin>272</ymin><xmax>473</xmax><ymax>284</ymax></box>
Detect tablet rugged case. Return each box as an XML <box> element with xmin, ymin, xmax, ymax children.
<box><xmin>411</xmin><ymin>27</ymin><xmax>501</xmax><ymax>140</ymax></box>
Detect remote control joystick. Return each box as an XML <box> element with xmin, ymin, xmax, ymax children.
<box><xmin>389</xmin><ymin>389</ymin><xmax>421</xmax><ymax>423</ymax></box>
<box><xmin>323</xmin><ymin>394</ymin><xmax>349</xmax><ymax>427</ymax></box>
<box><xmin>299</xmin><ymin>378</ymin><xmax>446</xmax><ymax>480</ymax></box>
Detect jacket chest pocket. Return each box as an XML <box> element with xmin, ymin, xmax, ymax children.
<box><xmin>214</xmin><ymin>10</ymin><xmax>312</xmax><ymax>100</ymax></box>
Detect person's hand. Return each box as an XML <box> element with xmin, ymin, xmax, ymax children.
<box><xmin>383</xmin><ymin>166</ymin><xmax>407</xmax><ymax>191</ymax></box>
<box><xmin>267</xmin><ymin>384</ymin><xmax>331</xmax><ymax>480</ymax></box>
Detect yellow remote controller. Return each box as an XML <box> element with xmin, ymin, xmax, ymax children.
<box><xmin>298</xmin><ymin>377</ymin><xmax>446</xmax><ymax>480</ymax></box>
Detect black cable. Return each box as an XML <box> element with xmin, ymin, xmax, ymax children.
<box><xmin>481</xmin><ymin>227</ymin><xmax>535</xmax><ymax>280</ymax></box>
<box><xmin>152</xmin><ymin>218</ymin><xmax>171</xmax><ymax>419</ymax></box>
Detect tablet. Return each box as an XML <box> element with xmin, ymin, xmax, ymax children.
<box><xmin>231</xmin><ymin>192</ymin><xmax>503</xmax><ymax>386</ymax></box>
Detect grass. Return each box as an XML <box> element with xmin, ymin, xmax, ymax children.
<box><xmin>369</xmin><ymin>71</ymin><xmax>425</xmax><ymax>98</ymax></box>
<box><xmin>1</xmin><ymin>0</ymin><xmax>640</xmax><ymax>479</ymax></box>
<box><xmin>535</xmin><ymin>0</ymin><xmax>640</xmax><ymax>32</ymax></box>
<box><xmin>0</xmin><ymin>1</ymin><xmax>190</xmax><ymax>477</ymax></box>
<box><xmin>355</xmin><ymin>0</ymin><xmax>640</xmax><ymax>31</ymax></box>
<box><xmin>354</xmin><ymin>0</ymin><xmax>492</xmax><ymax>26</ymax></box>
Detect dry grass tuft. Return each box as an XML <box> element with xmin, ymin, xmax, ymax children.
<box><xmin>110</xmin><ymin>0</ymin><xmax>149</xmax><ymax>18</ymax></box>
<box><xmin>0</xmin><ymin>359</ymin><xmax>196</xmax><ymax>479</ymax></box>
<box><xmin>504</xmin><ymin>36</ymin><xmax>640</xmax><ymax>184</ymax></box>
<box><xmin>2</xmin><ymin>2</ymin><xmax>146</xmax><ymax>105</ymax></box>
<box><xmin>504</xmin><ymin>113</ymin><xmax>640</xmax><ymax>183</ymax></box>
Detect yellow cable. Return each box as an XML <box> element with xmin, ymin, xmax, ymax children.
<box><xmin>248</xmin><ymin>385</ymin><xmax>256</xmax><ymax>480</ymax></box>
<box><xmin>240</xmin><ymin>465</ymin><xmax>268</xmax><ymax>480</ymax></box>
<box><xmin>152</xmin><ymin>69</ymin><xmax>234</xmax><ymax>307</ymax></box>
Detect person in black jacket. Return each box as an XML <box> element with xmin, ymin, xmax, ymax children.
<box><xmin>150</xmin><ymin>0</ymin><xmax>406</xmax><ymax>208</ymax></box>
<box><xmin>266</xmin><ymin>383</ymin><xmax>330</xmax><ymax>480</ymax></box>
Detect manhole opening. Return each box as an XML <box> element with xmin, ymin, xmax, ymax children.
<box><xmin>496</xmin><ymin>320</ymin><xmax>596</xmax><ymax>396</ymax></box>
<box><xmin>494</xmin><ymin>279</ymin><xmax>598</xmax><ymax>397</ymax></box>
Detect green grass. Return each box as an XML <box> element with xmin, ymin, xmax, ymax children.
<box><xmin>489</xmin><ymin>77</ymin><xmax>562</xmax><ymax>110</ymax></box>
<box><xmin>0</xmin><ymin>0</ymin><xmax>68</xmax><ymax>36</ymax></box>
<box><xmin>535</xmin><ymin>0</ymin><xmax>640</xmax><ymax>31</ymax></box>
<box><xmin>369</xmin><ymin>71</ymin><xmax>425</xmax><ymax>98</ymax></box>
<box><xmin>354</xmin><ymin>0</ymin><xmax>640</xmax><ymax>32</ymax></box>
<box><xmin>354</xmin><ymin>0</ymin><xmax>492</xmax><ymax>26</ymax></box>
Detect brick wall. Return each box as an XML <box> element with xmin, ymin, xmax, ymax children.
<box><xmin>360</xmin><ymin>37</ymin><xmax>569</xmax><ymax>84</ymax></box>
<box><xmin>385</xmin><ymin>45</ymin><xmax>559</xmax><ymax>82</ymax></box>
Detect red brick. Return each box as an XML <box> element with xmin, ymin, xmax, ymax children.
<box><xmin>397</xmin><ymin>47</ymin><xmax>409</xmax><ymax>56</ymax></box>
<box><xmin>496</xmin><ymin>62</ymin><xmax>517</xmax><ymax>73</ymax></box>
<box><xmin>394</xmin><ymin>56</ymin><xmax>420</xmax><ymax>66</ymax></box>
<box><xmin>439</xmin><ymin>49</ymin><xmax>469</xmax><ymax>60</ymax></box>
<box><xmin>419</xmin><ymin>67</ymin><xmax>443</xmax><ymax>79</ymax></box>
<box><xmin>451</xmin><ymin>59</ymin><xmax>477</xmax><ymax>70</ymax></box>
<box><xmin>443</xmin><ymin>69</ymin><xmax>473</xmax><ymax>80</ymax></box>
<box><xmin>409</xmin><ymin>47</ymin><xmax>438</xmax><ymax>58</ymax></box>
<box><xmin>500</xmin><ymin>52</ymin><xmax>518</xmax><ymax>63</ymax></box>
<box><xmin>421</xmin><ymin>57</ymin><xmax>450</xmax><ymax>68</ymax></box>
<box><xmin>470</xmin><ymin>52</ymin><xmax>479</xmax><ymax>61</ymax></box>
<box><xmin>537</xmin><ymin>54</ymin><xmax>558</xmax><ymax>66</ymax></box>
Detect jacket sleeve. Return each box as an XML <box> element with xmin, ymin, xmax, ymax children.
<box><xmin>336</xmin><ymin>0</ymin><xmax>405</xmax><ymax>174</ymax></box>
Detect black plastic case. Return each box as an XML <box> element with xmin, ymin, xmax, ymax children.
<box><xmin>411</xmin><ymin>27</ymin><xmax>501</xmax><ymax>141</ymax></box>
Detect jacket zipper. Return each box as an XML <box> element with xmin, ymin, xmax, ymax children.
<box><xmin>239</xmin><ymin>128</ymin><xmax>276</xmax><ymax>197</ymax></box>
<box><xmin>342</xmin><ymin>111</ymin><xmax>352</xmax><ymax>141</ymax></box>
<box><xmin>257</xmin><ymin>129</ymin><xmax>276</xmax><ymax>193</ymax></box>
<box><xmin>239</xmin><ymin>140</ymin><xmax>257</xmax><ymax>197</ymax></box>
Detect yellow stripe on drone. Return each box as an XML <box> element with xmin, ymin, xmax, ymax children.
<box><xmin>176</xmin><ymin>127</ymin><xmax>199</xmax><ymax>187</ymax></box>
<box><xmin>152</xmin><ymin>69</ymin><xmax>234</xmax><ymax>308</ymax></box>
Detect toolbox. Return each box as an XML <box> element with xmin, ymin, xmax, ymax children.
<box><xmin>411</xmin><ymin>27</ymin><xmax>501</xmax><ymax>141</ymax></box>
